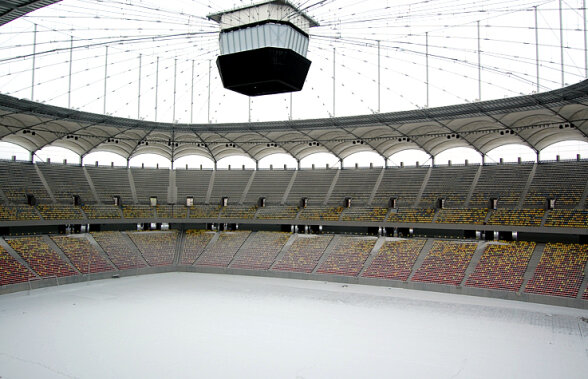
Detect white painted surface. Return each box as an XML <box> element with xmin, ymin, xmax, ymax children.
<box><xmin>0</xmin><ymin>273</ymin><xmax>587</xmax><ymax>378</ymax></box>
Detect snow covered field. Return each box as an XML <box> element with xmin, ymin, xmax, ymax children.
<box><xmin>0</xmin><ymin>272</ymin><xmax>587</xmax><ymax>379</ymax></box>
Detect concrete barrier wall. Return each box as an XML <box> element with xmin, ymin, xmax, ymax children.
<box><xmin>3</xmin><ymin>265</ymin><xmax>586</xmax><ymax>310</ymax></box>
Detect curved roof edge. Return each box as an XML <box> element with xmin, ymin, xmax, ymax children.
<box><xmin>0</xmin><ymin>80</ymin><xmax>587</xmax><ymax>133</ymax></box>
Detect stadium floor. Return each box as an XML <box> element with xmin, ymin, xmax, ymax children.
<box><xmin>0</xmin><ymin>272</ymin><xmax>587</xmax><ymax>378</ymax></box>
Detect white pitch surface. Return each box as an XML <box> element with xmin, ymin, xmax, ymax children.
<box><xmin>1</xmin><ymin>273</ymin><xmax>587</xmax><ymax>379</ymax></box>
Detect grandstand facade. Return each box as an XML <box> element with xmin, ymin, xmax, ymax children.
<box><xmin>0</xmin><ymin>157</ymin><xmax>586</xmax><ymax>308</ymax></box>
<box><xmin>0</xmin><ymin>76</ymin><xmax>587</xmax><ymax>309</ymax></box>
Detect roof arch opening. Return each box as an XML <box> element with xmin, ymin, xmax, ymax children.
<box><xmin>435</xmin><ymin>147</ymin><xmax>482</xmax><ymax>165</ymax></box>
<box><xmin>33</xmin><ymin>146</ymin><xmax>80</xmax><ymax>164</ymax></box>
<box><xmin>83</xmin><ymin>151</ymin><xmax>127</xmax><ymax>167</ymax></box>
<box><xmin>485</xmin><ymin>144</ymin><xmax>537</xmax><ymax>164</ymax></box>
<box><xmin>539</xmin><ymin>140</ymin><xmax>588</xmax><ymax>161</ymax></box>
<box><xmin>300</xmin><ymin>152</ymin><xmax>340</xmax><ymax>169</ymax></box>
<box><xmin>174</xmin><ymin>155</ymin><xmax>215</xmax><ymax>170</ymax></box>
<box><xmin>0</xmin><ymin>142</ymin><xmax>30</xmax><ymax>161</ymax></box>
<box><xmin>258</xmin><ymin>153</ymin><xmax>297</xmax><ymax>169</ymax></box>
<box><xmin>387</xmin><ymin>149</ymin><xmax>431</xmax><ymax>167</ymax></box>
<box><xmin>342</xmin><ymin>151</ymin><xmax>385</xmax><ymax>168</ymax></box>
<box><xmin>217</xmin><ymin>155</ymin><xmax>256</xmax><ymax>170</ymax></box>
<box><xmin>129</xmin><ymin>153</ymin><xmax>172</xmax><ymax>169</ymax></box>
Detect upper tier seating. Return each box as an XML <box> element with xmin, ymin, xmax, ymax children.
<box><xmin>51</xmin><ymin>235</ymin><xmax>113</xmax><ymax>274</ymax></box>
<box><xmin>372</xmin><ymin>167</ymin><xmax>428</xmax><ymax>207</ymax></box>
<box><xmin>255</xmin><ymin>206</ymin><xmax>299</xmax><ymax>220</ymax></box>
<box><xmin>7</xmin><ymin>236</ymin><xmax>77</xmax><ymax>277</ymax></box>
<box><xmin>244</xmin><ymin>170</ymin><xmax>293</xmax><ymax>205</ymax></box>
<box><xmin>419</xmin><ymin>165</ymin><xmax>478</xmax><ymax>208</ymax></box>
<box><xmin>231</xmin><ymin>232</ymin><xmax>290</xmax><ymax>270</ymax></box>
<box><xmin>175</xmin><ymin>169</ymin><xmax>213</xmax><ymax>205</ymax></box>
<box><xmin>209</xmin><ymin>170</ymin><xmax>252</xmax><ymax>205</ymax></box>
<box><xmin>155</xmin><ymin>205</ymin><xmax>188</xmax><ymax>219</ymax></box>
<box><xmin>37</xmin><ymin>205</ymin><xmax>83</xmax><ymax>220</ymax></box>
<box><xmin>38</xmin><ymin>163</ymin><xmax>95</xmax><ymax>204</ymax></box>
<box><xmin>544</xmin><ymin>210</ymin><xmax>588</xmax><ymax>228</ymax></box>
<box><xmin>435</xmin><ymin>208</ymin><xmax>487</xmax><ymax>225</ymax></box>
<box><xmin>316</xmin><ymin>236</ymin><xmax>376</xmax><ymax>276</ymax></box>
<box><xmin>388</xmin><ymin>208</ymin><xmax>435</xmax><ymax>223</ymax></box>
<box><xmin>271</xmin><ymin>234</ymin><xmax>333</xmax><ymax>273</ymax></box>
<box><xmin>131</xmin><ymin>167</ymin><xmax>169</xmax><ymax>204</ymax></box>
<box><xmin>128</xmin><ymin>231</ymin><xmax>178</xmax><ymax>266</ymax></box>
<box><xmin>411</xmin><ymin>240</ymin><xmax>478</xmax><ymax>285</ymax></box>
<box><xmin>82</xmin><ymin>205</ymin><xmax>121</xmax><ymax>219</ymax></box>
<box><xmin>487</xmin><ymin>209</ymin><xmax>545</xmax><ymax>227</ymax></box>
<box><xmin>286</xmin><ymin>169</ymin><xmax>337</xmax><ymax>205</ymax></box>
<box><xmin>340</xmin><ymin>207</ymin><xmax>388</xmax><ymax>222</ymax></box>
<box><xmin>179</xmin><ymin>230</ymin><xmax>214</xmax><ymax>265</ymax></box>
<box><xmin>122</xmin><ymin>205</ymin><xmax>154</xmax><ymax>219</ymax></box>
<box><xmin>465</xmin><ymin>241</ymin><xmax>536</xmax><ymax>292</ymax></box>
<box><xmin>91</xmin><ymin>231</ymin><xmax>146</xmax><ymax>270</ymax></box>
<box><xmin>298</xmin><ymin>206</ymin><xmax>343</xmax><ymax>221</ymax></box>
<box><xmin>524</xmin><ymin>243</ymin><xmax>588</xmax><ymax>298</ymax></box>
<box><xmin>524</xmin><ymin>161</ymin><xmax>588</xmax><ymax>209</ymax></box>
<box><xmin>188</xmin><ymin>205</ymin><xmax>220</xmax><ymax>218</ymax></box>
<box><xmin>328</xmin><ymin>168</ymin><xmax>381</xmax><ymax>206</ymax></box>
<box><xmin>85</xmin><ymin>165</ymin><xmax>134</xmax><ymax>205</ymax></box>
<box><xmin>361</xmin><ymin>239</ymin><xmax>426</xmax><ymax>280</ymax></box>
<box><xmin>469</xmin><ymin>163</ymin><xmax>533</xmax><ymax>208</ymax></box>
<box><xmin>0</xmin><ymin>161</ymin><xmax>51</xmax><ymax>204</ymax></box>
<box><xmin>196</xmin><ymin>231</ymin><xmax>251</xmax><ymax>267</ymax></box>
<box><xmin>0</xmin><ymin>205</ymin><xmax>40</xmax><ymax>221</ymax></box>
<box><xmin>219</xmin><ymin>206</ymin><xmax>257</xmax><ymax>219</ymax></box>
<box><xmin>0</xmin><ymin>246</ymin><xmax>33</xmax><ymax>285</ymax></box>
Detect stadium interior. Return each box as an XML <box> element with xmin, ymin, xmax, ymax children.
<box><xmin>0</xmin><ymin>0</ymin><xmax>587</xmax><ymax>312</ymax></box>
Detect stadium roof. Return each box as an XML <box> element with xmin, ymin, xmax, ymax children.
<box><xmin>0</xmin><ymin>80</ymin><xmax>587</xmax><ymax>163</ymax></box>
<box><xmin>0</xmin><ymin>0</ymin><xmax>60</xmax><ymax>26</ymax></box>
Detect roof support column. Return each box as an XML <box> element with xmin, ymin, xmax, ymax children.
<box><xmin>297</xmin><ymin>159</ymin><xmax>301</xmax><ymax>170</ymax></box>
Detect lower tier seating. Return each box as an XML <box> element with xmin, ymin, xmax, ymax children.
<box><xmin>411</xmin><ymin>241</ymin><xmax>478</xmax><ymax>285</ymax></box>
<box><xmin>316</xmin><ymin>237</ymin><xmax>376</xmax><ymax>276</ymax></box>
<box><xmin>231</xmin><ymin>232</ymin><xmax>291</xmax><ymax>270</ymax></box>
<box><xmin>51</xmin><ymin>236</ymin><xmax>114</xmax><ymax>274</ymax></box>
<box><xmin>465</xmin><ymin>241</ymin><xmax>536</xmax><ymax>292</ymax></box>
<box><xmin>7</xmin><ymin>236</ymin><xmax>77</xmax><ymax>277</ymax></box>
<box><xmin>92</xmin><ymin>231</ymin><xmax>147</xmax><ymax>270</ymax></box>
<box><xmin>196</xmin><ymin>231</ymin><xmax>251</xmax><ymax>267</ymax></box>
<box><xmin>179</xmin><ymin>230</ymin><xmax>214</xmax><ymax>265</ymax></box>
<box><xmin>361</xmin><ymin>239</ymin><xmax>426</xmax><ymax>280</ymax></box>
<box><xmin>524</xmin><ymin>243</ymin><xmax>588</xmax><ymax>298</ymax></box>
<box><xmin>271</xmin><ymin>235</ymin><xmax>333</xmax><ymax>273</ymax></box>
<box><xmin>128</xmin><ymin>231</ymin><xmax>178</xmax><ymax>266</ymax></box>
<box><xmin>0</xmin><ymin>246</ymin><xmax>33</xmax><ymax>285</ymax></box>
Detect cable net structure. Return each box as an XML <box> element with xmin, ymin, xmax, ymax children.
<box><xmin>0</xmin><ymin>0</ymin><xmax>587</xmax><ymax>124</ymax></box>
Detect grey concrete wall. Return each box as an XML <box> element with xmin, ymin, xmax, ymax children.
<box><xmin>3</xmin><ymin>265</ymin><xmax>585</xmax><ymax>310</ymax></box>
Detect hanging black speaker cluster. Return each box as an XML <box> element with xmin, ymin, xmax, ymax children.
<box><xmin>208</xmin><ymin>0</ymin><xmax>318</xmax><ymax>97</ymax></box>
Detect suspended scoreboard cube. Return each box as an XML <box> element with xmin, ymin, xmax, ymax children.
<box><xmin>208</xmin><ymin>0</ymin><xmax>319</xmax><ymax>96</ymax></box>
